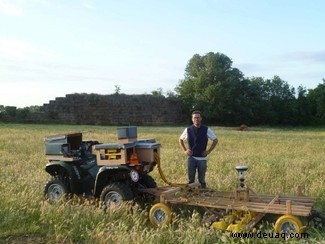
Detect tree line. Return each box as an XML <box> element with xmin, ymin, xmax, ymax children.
<box><xmin>174</xmin><ymin>52</ymin><xmax>325</xmax><ymax>126</ymax></box>
<box><xmin>1</xmin><ymin>52</ymin><xmax>324</xmax><ymax>126</ymax></box>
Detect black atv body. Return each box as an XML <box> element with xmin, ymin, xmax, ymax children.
<box><xmin>44</xmin><ymin>129</ymin><xmax>158</xmax><ymax>207</ymax></box>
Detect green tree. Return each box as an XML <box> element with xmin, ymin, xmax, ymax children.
<box><xmin>307</xmin><ymin>79</ymin><xmax>325</xmax><ymax>125</ymax></box>
<box><xmin>292</xmin><ymin>86</ymin><xmax>312</xmax><ymax>125</ymax></box>
<box><xmin>263</xmin><ymin>76</ymin><xmax>296</xmax><ymax>125</ymax></box>
<box><xmin>16</xmin><ymin>106</ymin><xmax>41</xmax><ymax>119</ymax></box>
<box><xmin>246</xmin><ymin>77</ymin><xmax>273</xmax><ymax>125</ymax></box>
<box><xmin>151</xmin><ymin>88</ymin><xmax>164</xmax><ymax>96</ymax></box>
<box><xmin>5</xmin><ymin>106</ymin><xmax>17</xmax><ymax>117</ymax></box>
<box><xmin>114</xmin><ymin>85</ymin><xmax>121</xmax><ymax>95</ymax></box>
<box><xmin>175</xmin><ymin>52</ymin><xmax>253</xmax><ymax>125</ymax></box>
<box><xmin>0</xmin><ymin>105</ymin><xmax>6</xmax><ymax>120</ymax></box>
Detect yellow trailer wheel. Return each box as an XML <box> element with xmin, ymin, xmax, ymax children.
<box><xmin>274</xmin><ymin>215</ymin><xmax>303</xmax><ymax>239</ymax></box>
<box><xmin>149</xmin><ymin>203</ymin><xmax>171</xmax><ymax>227</ymax></box>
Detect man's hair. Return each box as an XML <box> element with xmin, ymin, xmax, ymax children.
<box><xmin>192</xmin><ymin>110</ymin><xmax>202</xmax><ymax>117</ymax></box>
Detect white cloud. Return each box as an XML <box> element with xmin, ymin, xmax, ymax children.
<box><xmin>0</xmin><ymin>0</ymin><xmax>22</xmax><ymax>16</ymax></box>
<box><xmin>0</xmin><ymin>38</ymin><xmax>28</xmax><ymax>60</ymax></box>
<box><xmin>0</xmin><ymin>37</ymin><xmax>55</xmax><ymax>62</ymax></box>
<box><xmin>282</xmin><ymin>50</ymin><xmax>325</xmax><ymax>63</ymax></box>
<box><xmin>82</xmin><ymin>0</ymin><xmax>95</xmax><ymax>9</ymax></box>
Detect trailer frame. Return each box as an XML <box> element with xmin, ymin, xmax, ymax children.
<box><xmin>141</xmin><ymin>180</ymin><xmax>315</xmax><ymax>234</ymax></box>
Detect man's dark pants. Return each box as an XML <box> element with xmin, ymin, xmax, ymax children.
<box><xmin>187</xmin><ymin>156</ymin><xmax>207</xmax><ymax>188</ymax></box>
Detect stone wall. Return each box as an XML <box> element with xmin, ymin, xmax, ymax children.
<box><xmin>37</xmin><ymin>93</ymin><xmax>184</xmax><ymax>125</ymax></box>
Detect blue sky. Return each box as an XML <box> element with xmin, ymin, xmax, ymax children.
<box><xmin>1</xmin><ymin>0</ymin><xmax>324</xmax><ymax>108</ymax></box>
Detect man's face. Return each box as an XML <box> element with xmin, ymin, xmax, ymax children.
<box><xmin>192</xmin><ymin>113</ymin><xmax>202</xmax><ymax>127</ymax></box>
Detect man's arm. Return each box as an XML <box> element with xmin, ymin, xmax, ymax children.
<box><xmin>203</xmin><ymin>138</ymin><xmax>218</xmax><ymax>156</ymax></box>
<box><xmin>179</xmin><ymin>138</ymin><xmax>192</xmax><ymax>156</ymax></box>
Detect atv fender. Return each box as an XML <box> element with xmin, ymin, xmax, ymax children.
<box><xmin>45</xmin><ymin>162</ymin><xmax>82</xmax><ymax>193</ymax></box>
<box><xmin>93</xmin><ymin>165</ymin><xmax>131</xmax><ymax>197</ymax></box>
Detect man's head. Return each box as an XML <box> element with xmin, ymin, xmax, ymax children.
<box><xmin>192</xmin><ymin>111</ymin><xmax>202</xmax><ymax>127</ymax></box>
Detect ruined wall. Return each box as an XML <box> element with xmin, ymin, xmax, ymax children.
<box><xmin>38</xmin><ymin>93</ymin><xmax>184</xmax><ymax>125</ymax></box>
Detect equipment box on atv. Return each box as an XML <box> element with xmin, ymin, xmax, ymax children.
<box><xmin>135</xmin><ymin>142</ymin><xmax>160</xmax><ymax>163</ymax></box>
<box><xmin>94</xmin><ymin>142</ymin><xmax>136</xmax><ymax>165</ymax></box>
<box><xmin>44</xmin><ymin>133</ymin><xmax>84</xmax><ymax>161</ymax></box>
<box><xmin>94</xmin><ymin>141</ymin><xmax>160</xmax><ymax>166</ymax></box>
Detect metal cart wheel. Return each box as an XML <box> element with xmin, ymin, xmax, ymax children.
<box><xmin>274</xmin><ymin>215</ymin><xmax>303</xmax><ymax>239</ymax></box>
<box><xmin>149</xmin><ymin>203</ymin><xmax>172</xmax><ymax>227</ymax></box>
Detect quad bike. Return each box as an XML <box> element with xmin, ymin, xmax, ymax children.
<box><xmin>44</xmin><ymin>127</ymin><xmax>159</xmax><ymax>208</ymax></box>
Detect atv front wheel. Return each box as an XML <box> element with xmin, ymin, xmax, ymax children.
<box><xmin>44</xmin><ymin>176</ymin><xmax>71</xmax><ymax>203</ymax></box>
<box><xmin>100</xmin><ymin>182</ymin><xmax>134</xmax><ymax>209</ymax></box>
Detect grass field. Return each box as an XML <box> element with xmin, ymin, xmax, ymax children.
<box><xmin>0</xmin><ymin>123</ymin><xmax>324</xmax><ymax>243</ymax></box>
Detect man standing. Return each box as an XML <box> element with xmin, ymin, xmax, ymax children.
<box><xmin>179</xmin><ymin>111</ymin><xmax>218</xmax><ymax>188</ymax></box>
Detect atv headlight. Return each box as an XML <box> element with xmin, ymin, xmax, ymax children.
<box><xmin>130</xmin><ymin>169</ymin><xmax>139</xmax><ymax>182</ymax></box>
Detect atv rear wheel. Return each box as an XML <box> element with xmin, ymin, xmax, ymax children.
<box><xmin>100</xmin><ymin>182</ymin><xmax>134</xmax><ymax>209</ymax></box>
<box><xmin>138</xmin><ymin>174</ymin><xmax>157</xmax><ymax>189</ymax></box>
<box><xmin>136</xmin><ymin>174</ymin><xmax>157</xmax><ymax>203</ymax></box>
<box><xmin>44</xmin><ymin>175</ymin><xmax>71</xmax><ymax>203</ymax></box>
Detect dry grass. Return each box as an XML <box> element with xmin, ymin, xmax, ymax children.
<box><xmin>0</xmin><ymin>123</ymin><xmax>324</xmax><ymax>243</ymax></box>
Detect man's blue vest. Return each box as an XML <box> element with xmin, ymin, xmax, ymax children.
<box><xmin>187</xmin><ymin>125</ymin><xmax>208</xmax><ymax>157</ymax></box>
